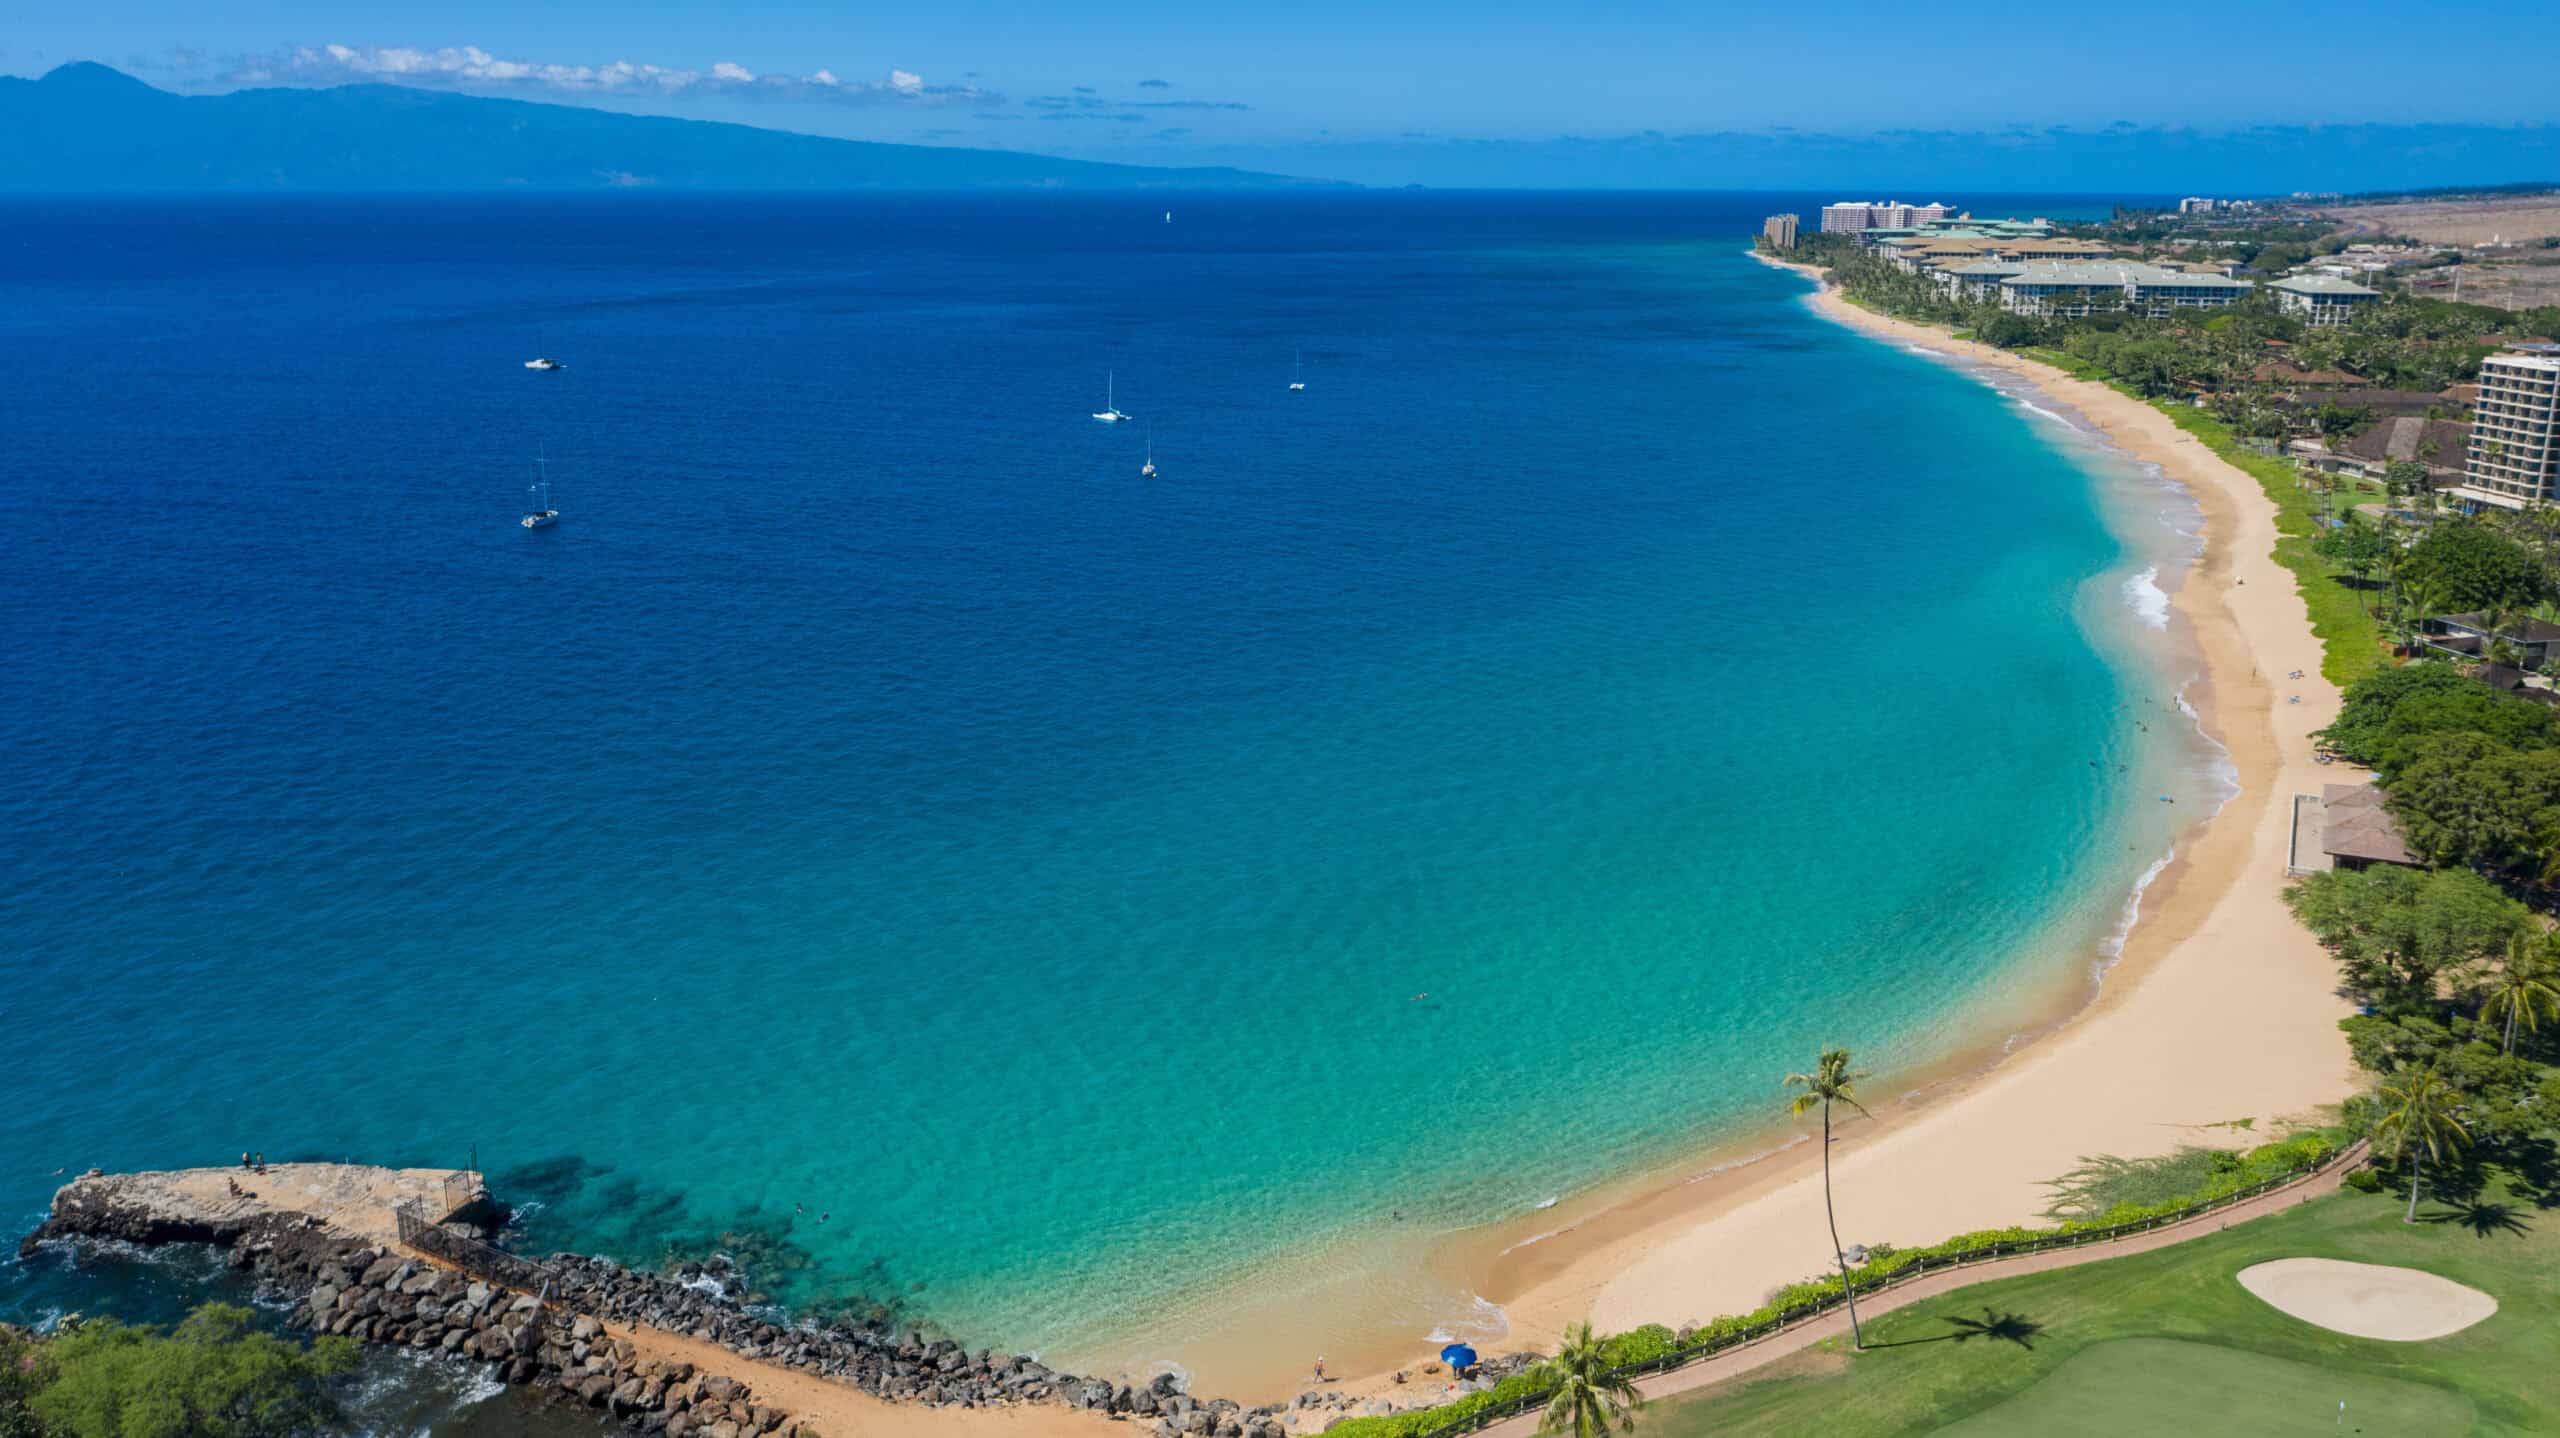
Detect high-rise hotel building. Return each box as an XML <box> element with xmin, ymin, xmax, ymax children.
<box><xmin>2455</xmin><ymin>346</ymin><xmax>2560</xmax><ymax>510</ymax></box>
<box><xmin>1818</xmin><ymin>201</ymin><xmax>1952</xmax><ymax>233</ymax></box>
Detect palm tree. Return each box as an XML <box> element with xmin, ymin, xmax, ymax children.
<box><xmin>1530</xmin><ymin>1321</ymin><xmax>1641</xmax><ymax>1438</ymax></box>
<box><xmin>2373</xmin><ymin>1065</ymin><xmax>2471</xmax><ymax>1224</ymax></box>
<box><xmin>1784</xmin><ymin>1047</ymin><xmax>1873</xmax><ymax>1349</ymax></box>
<box><xmin>2393</xmin><ymin>576</ymin><xmax>2447</xmax><ymax>657</ymax></box>
<box><xmin>2479</xmin><ymin>933</ymin><xmax>2560</xmax><ymax>1055</ymax></box>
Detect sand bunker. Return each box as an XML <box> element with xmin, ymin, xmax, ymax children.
<box><xmin>2237</xmin><ymin>1258</ymin><xmax>2497</xmax><ymax>1341</ymax></box>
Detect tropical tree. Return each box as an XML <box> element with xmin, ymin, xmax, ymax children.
<box><xmin>2372</xmin><ymin>1065</ymin><xmax>2472</xmax><ymax>1223</ymax></box>
<box><xmin>1784</xmin><ymin>1046</ymin><xmax>1873</xmax><ymax>1349</ymax></box>
<box><xmin>26</xmin><ymin>1304</ymin><xmax>357</xmax><ymax>1438</ymax></box>
<box><xmin>2382</xmin><ymin>459</ymin><xmax>2431</xmax><ymax>504</ymax></box>
<box><xmin>1530</xmin><ymin>1321</ymin><xmax>1641</xmax><ymax>1438</ymax></box>
<box><xmin>2479</xmin><ymin>933</ymin><xmax>2560</xmax><ymax>1055</ymax></box>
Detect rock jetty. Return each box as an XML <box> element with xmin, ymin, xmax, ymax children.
<box><xmin>22</xmin><ymin>1164</ymin><xmax>1499</xmax><ymax>1438</ymax></box>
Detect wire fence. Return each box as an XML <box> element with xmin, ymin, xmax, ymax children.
<box><xmin>393</xmin><ymin>1197</ymin><xmax>559</xmax><ymax>1295</ymax></box>
<box><xmin>1401</xmin><ymin>1140</ymin><xmax>2370</xmax><ymax>1438</ymax></box>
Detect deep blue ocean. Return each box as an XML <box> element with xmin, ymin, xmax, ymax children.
<box><xmin>0</xmin><ymin>191</ymin><xmax>2220</xmax><ymax>1423</ymax></box>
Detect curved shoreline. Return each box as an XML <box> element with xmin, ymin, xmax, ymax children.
<box><xmin>1468</xmin><ymin>252</ymin><xmax>2358</xmax><ymax>1350</ymax></box>
<box><xmin>1076</xmin><ymin>248</ymin><xmax>2358</xmax><ymax>1407</ymax></box>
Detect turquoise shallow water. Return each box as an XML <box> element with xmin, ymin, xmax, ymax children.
<box><xmin>0</xmin><ymin>192</ymin><xmax>2217</xmax><ymax>1382</ymax></box>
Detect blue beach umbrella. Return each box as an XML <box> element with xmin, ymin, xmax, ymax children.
<box><xmin>1440</xmin><ymin>1343</ymin><xmax>1479</xmax><ymax>1371</ymax></box>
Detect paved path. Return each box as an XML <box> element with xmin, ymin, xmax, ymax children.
<box><xmin>1468</xmin><ymin>1149</ymin><xmax>2365</xmax><ymax>1438</ymax></box>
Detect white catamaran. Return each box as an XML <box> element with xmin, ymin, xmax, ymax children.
<box><xmin>1092</xmin><ymin>370</ymin><xmax>1131</xmax><ymax>423</ymax></box>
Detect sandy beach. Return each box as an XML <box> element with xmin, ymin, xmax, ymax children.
<box><xmin>1442</xmin><ymin>252</ymin><xmax>2364</xmax><ymax>1350</ymax></box>
<box><xmin>1233</xmin><ymin>253</ymin><xmax>2367</xmax><ymax>1411</ymax></box>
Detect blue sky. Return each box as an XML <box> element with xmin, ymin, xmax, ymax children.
<box><xmin>14</xmin><ymin>1</ymin><xmax>2560</xmax><ymax>185</ymax></box>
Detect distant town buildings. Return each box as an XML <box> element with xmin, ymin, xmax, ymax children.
<box><xmin>1762</xmin><ymin>213</ymin><xmax>1800</xmax><ymax>250</ymax></box>
<box><xmin>2454</xmin><ymin>346</ymin><xmax>2560</xmax><ymax>510</ymax></box>
<box><xmin>1819</xmin><ymin>200</ymin><xmax>1953</xmax><ymax>233</ymax></box>
<box><xmin>2271</xmin><ymin>274</ymin><xmax>2381</xmax><ymax>327</ymax></box>
<box><xmin>1996</xmin><ymin>262</ymin><xmax>2253</xmax><ymax>319</ymax></box>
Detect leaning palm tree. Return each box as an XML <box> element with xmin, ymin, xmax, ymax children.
<box><xmin>2479</xmin><ymin>933</ymin><xmax>2560</xmax><ymax>1055</ymax></box>
<box><xmin>2373</xmin><ymin>1065</ymin><xmax>2471</xmax><ymax>1224</ymax></box>
<box><xmin>1531</xmin><ymin>1320</ymin><xmax>1641</xmax><ymax>1438</ymax></box>
<box><xmin>1784</xmin><ymin>1047</ymin><xmax>1873</xmax><ymax>1349</ymax></box>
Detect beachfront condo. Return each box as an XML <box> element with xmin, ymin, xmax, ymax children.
<box><xmin>1819</xmin><ymin>200</ymin><xmax>1952</xmax><ymax>233</ymax></box>
<box><xmin>1997</xmin><ymin>262</ymin><xmax>2253</xmax><ymax>319</ymax></box>
<box><xmin>1763</xmin><ymin>213</ymin><xmax>1800</xmax><ymax>249</ymax></box>
<box><xmin>2453</xmin><ymin>347</ymin><xmax>2560</xmax><ymax>510</ymax></box>
<box><xmin>1938</xmin><ymin>259</ymin><xmax>2027</xmax><ymax>302</ymax></box>
<box><xmin>2272</xmin><ymin>275</ymin><xmax>2381</xmax><ymax>328</ymax></box>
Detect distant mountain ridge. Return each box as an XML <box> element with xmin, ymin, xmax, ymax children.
<box><xmin>0</xmin><ymin>63</ymin><xmax>1330</xmax><ymax>191</ymax></box>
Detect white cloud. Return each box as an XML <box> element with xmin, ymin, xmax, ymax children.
<box><xmin>261</xmin><ymin>44</ymin><xmax>988</xmax><ymax>106</ymax></box>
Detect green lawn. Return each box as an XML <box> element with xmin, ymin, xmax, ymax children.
<box><xmin>1933</xmin><ymin>1338</ymin><xmax>2473</xmax><ymax>1436</ymax></box>
<box><xmin>1643</xmin><ymin>1181</ymin><xmax>2556</xmax><ymax>1437</ymax></box>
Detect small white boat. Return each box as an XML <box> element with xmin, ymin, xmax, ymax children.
<box><xmin>525</xmin><ymin>357</ymin><xmax>565</xmax><ymax>371</ymax></box>
<box><xmin>1092</xmin><ymin>369</ymin><xmax>1130</xmax><ymax>423</ymax></box>
<box><xmin>1164</xmin><ymin>211</ymin><xmax>1173</xmax><ymax>224</ymax></box>
<box><xmin>521</xmin><ymin>451</ymin><xmax>560</xmax><ymax>529</ymax></box>
<box><xmin>1141</xmin><ymin>426</ymin><xmax>1158</xmax><ymax>479</ymax></box>
<box><xmin>1288</xmin><ymin>347</ymin><xmax>1306</xmax><ymax>392</ymax></box>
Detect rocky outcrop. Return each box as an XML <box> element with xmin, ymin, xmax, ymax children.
<box><xmin>20</xmin><ymin>1165</ymin><xmax>1524</xmax><ymax>1438</ymax></box>
<box><xmin>20</xmin><ymin>1169</ymin><xmax>1309</xmax><ymax>1438</ymax></box>
<box><xmin>242</xmin><ymin>1215</ymin><xmax>805</xmax><ymax>1435</ymax></box>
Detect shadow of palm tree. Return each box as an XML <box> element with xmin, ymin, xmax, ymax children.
<box><xmin>2419</xmin><ymin>1200</ymin><xmax>2531</xmax><ymax>1238</ymax></box>
<box><xmin>1870</xmin><ymin>1308</ymin><xmax>2045</xmax><ymax>1351</ymax></box>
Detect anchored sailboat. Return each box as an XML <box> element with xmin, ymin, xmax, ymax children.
<box><xmin>1092</xmin><ymin>370</ymin><xmax>1131</xmax><ymax>423</ymax></box>
<box><xmin>1141</xmin><ymin>426</ymin><xmax>1158</xmax><ymax>479</ymax></box>
<box><xmin>521</xmin><ymin>449</ymin><xmax>560</xmax><ymax>530</ymax></box>
<box><xmin>1288</xmin><ymin>348</ymin><xmax>1306</xmax><ymax>391</ymax></box>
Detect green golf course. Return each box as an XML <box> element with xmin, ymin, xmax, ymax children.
<box><xmin>1644</xmin><ymin>1178</ymin><xmax>2555</xmax><ymax>1436</ymax></box>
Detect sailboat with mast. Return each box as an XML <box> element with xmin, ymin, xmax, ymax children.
<box><xmin>1289</xmin><ymin>348</ymin><xmax>1306</xmax><ymax>391</ymax></box>
<box><xmin>1092</xmin><ymin>370</ymin><xmax>1131</xmax><ymax>423</ymax></box>
<box><xmin>521</xmin><ymin>448</ymin><xmax>560</xmax><ymax>530</ymax></box>
<box><xmin>1141</xmin><ymin>426</ymin><xmax>1158</xmax><ymax>479</ymax></box>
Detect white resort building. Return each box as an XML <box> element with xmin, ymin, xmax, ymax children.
<box><xmin>2452</xmin><ymin>346</ymin><xmax>2560</xmax><ymax>510</ymax></box>
<box><xmin>1939</xmin><ymin>259</ymin><xmax>2026</xmax><ymax>303</ymax></box>
<box><xmin>1997</xmin><ymin>262</ymin><xmax>2253</xmax><ymax>318</ymax></box>
<box><xmin>2272</xmin><ymin>275</ymin><xmax>2380</xmax><ymax>327</ymax></box>
<box><xmin>1819</xmin><ymin>200</ymin><xmax>1953</xmax><ymax>234</ymax></box>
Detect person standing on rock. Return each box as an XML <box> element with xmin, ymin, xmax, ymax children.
<box><xmin>241</xmin><ymin>1152</ymin><xmax>252</xmax><ymax>1170</ymax></box>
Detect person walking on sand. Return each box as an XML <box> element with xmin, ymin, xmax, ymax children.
<box><xmin>1313</xmin><ymin>1357</ymin><xmax>1326</xmax><ymax>1382</ymax></box>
